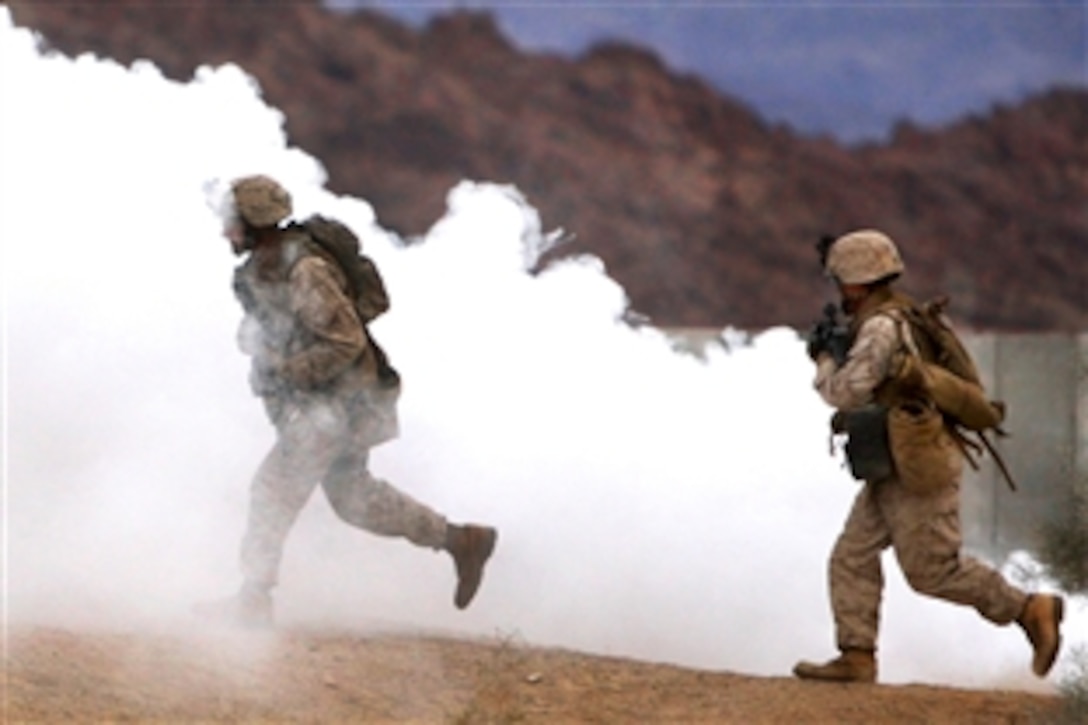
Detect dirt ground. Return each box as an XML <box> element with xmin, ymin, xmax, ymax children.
<box><xmin>4</xmin><ymin>625</ymin><xmax>1076</xmax><ymax>724</ymax></box>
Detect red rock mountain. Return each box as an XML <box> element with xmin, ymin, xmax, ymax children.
<box><xmin>10</xmin><ymin>0</ymin><xmax>1086</xmax><ymax>330</ymax></box>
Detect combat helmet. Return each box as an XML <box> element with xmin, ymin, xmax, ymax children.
<box><xmin>231</xmin><ymin>175</ymin><xmax>292</xmax><ymax>228</ymax></box>
<box><xmin>825</xmin><ymin>229</ymin><xmax>904</xmax><ymax>285</ymax></box>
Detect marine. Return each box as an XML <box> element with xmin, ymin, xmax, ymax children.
<box><xmin>795</xmin><ymin>229</ymin><xmax>1063</xmax><ymax>683</ymax></box>
<box><xmin>197</xmin><ymin>175</ymin><xmax>498</xmax><ymax>627</ymax></box>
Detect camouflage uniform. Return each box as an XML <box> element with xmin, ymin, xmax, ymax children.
<box><xmin>814</xmin><ymin>288</ymin><xmax>1028</xmax><ymax>653</ymax></box>
<box><xmin>235</xmin><ymin>228</ymin><xmax>447</xmax><ymax>593</ymax></box>
<box><xmin>797</xmin><ymin>229</ymin><xmax>1061</xmax><ymax>683</ymax></box>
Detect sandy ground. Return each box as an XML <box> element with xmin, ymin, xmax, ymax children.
<box><xmin>4</xmin><ymin>625</ymin><xmax>1074</xmax><ymax>724</ymax></box>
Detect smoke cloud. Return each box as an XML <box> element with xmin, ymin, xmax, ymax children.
<box><xmin>2</xmin><ymin>9</ymin><xmax>1082</xmax><ymax>692</ymax></box>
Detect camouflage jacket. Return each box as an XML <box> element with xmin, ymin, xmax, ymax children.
<box><xmin>233</xmin><ymin>228</ymin><xmax>380</xmax><ymax>410</ymax></box>
<box><xmin>813</xmin><ymin>287</ymin><xmax>916</xmax><ymax>412</ymax></box>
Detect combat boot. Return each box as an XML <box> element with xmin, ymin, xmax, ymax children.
<box><xmin>192</xmin><ymin>583</ymin><xmax>274</xmax><ymax>630</ymax></box>
<box><xmin>445</xmin><ymin>523</ymin><xmax>498</xmax><ymax>609</ymax></box>
<box><xmin>1017</xmin><ymin>593</ymin><xmax>1064</xmax><ymax>677</ymax></box>
<box><xmin>793</xmin><ymin>648</ymin><xmax>877</xmax><ymax>683</ymax></box>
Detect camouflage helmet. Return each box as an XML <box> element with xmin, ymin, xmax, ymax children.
<box><xmin>231</xmin><ymin>175</ymin><xmax>292</xmax><ymax>228</ymax></box>
<box><xmin>825</xmin><ymin>229</ymin><xmax>905</xmax><ymax>285</ymax></box>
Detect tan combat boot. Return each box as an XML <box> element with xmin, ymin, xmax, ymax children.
<box><xmin>1017</xmin><ymin>593</ymin><xmax>1064</xmax><ymax>677</ymax></box>
<box><xmin>445</xmin><ymin>524</ymin><xmax>498</xmax><ymax>609</ymax></box>
<box><xmin>793</xmin><ymin>648</ymin><xmax>877</xmax><ymax>683</ymax></box>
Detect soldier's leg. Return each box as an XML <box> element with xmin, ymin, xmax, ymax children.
<box><xmin>795</xmin><ymin>482</ymin><xmax>891</xmax><ymax>682</ymax></box>
<box><xmin>321</xmin><ymin>450</ymin><xmax>448</xmax><ymax>548</ymax></box>
<box><xmin>321</xmin><ymin>450</ymin><xmax>497</xmax><ymax>609</ymax></box>
<box><xmin>885</xmin><ymin>479</ymin><xmax>1027</xmax><ymax>624</ymax></box>
<box><xmin>196</xmin><ymin>404</ymin><xmax>346</xmax><ymax>627</ymax></box>
<box><xmin>240</xmin><ymin>405</ymin><xmax>345</xmax><ymax>591</ymax></box>
<box><xmin>829</xmin><ymin>482</ymin><xmax>894</xmax><ymax>651</ymax></box>
<box><xmin>885</xmin><ymin>478</ymin><xmax>1065</xmax><ymax>676</ymax></box>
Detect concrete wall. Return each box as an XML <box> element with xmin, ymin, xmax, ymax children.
<box><xmin>960</xmin><ymin>333</ymin><xmax>1088</xmax><ymax>558</ymax></box>
<box><xmin>665</xmin><ymin>329</ymin><xmax>1088</xmax><ymax>559</ymax></box>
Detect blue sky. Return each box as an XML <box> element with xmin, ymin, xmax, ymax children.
<box><xmin>329</xmin><ymin>1</ymin><xmax>1086</xmax><ymax>141</ymax></box>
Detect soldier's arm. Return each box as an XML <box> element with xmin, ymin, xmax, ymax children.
<box><xmin>814</xmin><ymin>314</ymin><xmax>898</xmax><ymax>411</ymax></box>
<box><xmin>278</xmin><ymin>256</ymin><xmax>366</xmax><ymax>389</ymax></box>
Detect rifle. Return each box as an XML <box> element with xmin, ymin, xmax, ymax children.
<box><xmin>807</xmin><ymin>302</ymin><xmax>851</xmax><ymax>366</ymax></box>
<box><xmin>807</xmin><ymin>234</ymin><xmax>851</xmax><ymax>365</ymax></box>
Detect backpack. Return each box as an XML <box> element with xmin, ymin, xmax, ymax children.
<box><xmin>893</xmin><ymin>296</ymin><xmax>1017</xmax><ymax>490</ymax></box>
<box><xmin>300</xmin><ymin>214</ymin><xmax>401</xmax><ymax>391</ymax></box>
<box><xmin>301</xmin><ymin>214</ymin><xmax>390</xmax><ymax>324</ymax></box>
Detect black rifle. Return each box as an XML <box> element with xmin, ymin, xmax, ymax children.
<box><xmin>808</xmin><ymin>234</ymin><xmax>851</xmax><ymax>365</ymax></box>
<box><xmin>808</xmin><ymin>302</ymin><xmax>851</xmax><ymax>366</ymax></box>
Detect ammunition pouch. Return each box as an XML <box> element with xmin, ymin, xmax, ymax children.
<box><xmin>887</xmin><ymin>399</ymin><xmax>962</xmax><ymax>494</ymax></box>
<box><xmin>842</xmin><ymin>404</ymin><xmax>895</xmax><ymax>482</ymax></box>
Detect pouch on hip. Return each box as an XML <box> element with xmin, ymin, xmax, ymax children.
<box><xmin>888</xmin><ymin>400</ymin><xmax>961</xmax><ymax>494</ymax></box>
<box><xmin>843</xmin><ymin>404</ymin><xmax>895</xmax><ymax>482</ymax></box>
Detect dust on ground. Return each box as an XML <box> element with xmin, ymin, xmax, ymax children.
<box><xmin>6</xmin><ymin>625</ymin><xmax>1075</xmax><ymax>723</ymax></box>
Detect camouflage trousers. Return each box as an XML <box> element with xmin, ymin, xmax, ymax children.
<box><xmin>829</xmin><ymin>475</ymin><xmax>1027</xmax><ymax>651</ymax></box>
<box><xmin>240</xmin><ymin>398</ymin><xmax>448</xmax><ymax>591</ymax></box>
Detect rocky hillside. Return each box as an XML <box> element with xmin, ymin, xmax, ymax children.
<box><xmin>10</xmin><ymin>0</ymin><xmax>1086</xmax><ymax>330</ymax></box>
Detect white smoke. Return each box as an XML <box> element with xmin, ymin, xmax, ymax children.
<box><xmin>2</xmin><ymin>9</ymin><xmax>1082</xmax><ymax>692</ymax></box>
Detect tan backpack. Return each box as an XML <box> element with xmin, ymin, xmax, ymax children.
<box><xmin>895</xmin><ymin>298</ymin><xmax>1005</xmax><ymax>431</ymax></box>
<box><xmin>891</xmin><ymin>297</ymin><xmax>1016</xmax><ymax>490</ymax></box>
<box><xmin>300</xmin><ymin>215</ymin><xmax>390</xmax><ymax>324</ymax></box>
<box><xmin>295</xmin><ymin>215</ymin><xmax>400</xmax><ymax>393</ymax></box>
